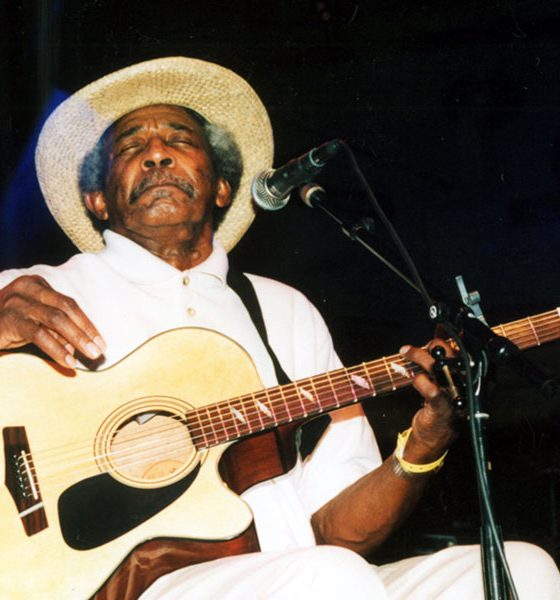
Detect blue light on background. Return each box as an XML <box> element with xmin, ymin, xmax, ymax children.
<box><xmin>0</xmin><ymin>89</ymin><xmax>70</xmax><ymax>270</ymax></box>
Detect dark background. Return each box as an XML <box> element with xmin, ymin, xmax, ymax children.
<box><xmin>2</xmin><ymin>0</ymin><xmax>560</xmax><ymax>567</ymax></box>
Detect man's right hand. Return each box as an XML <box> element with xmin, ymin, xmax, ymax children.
<box><xmin>0</xmin><ymin>275</ymin><xmax>105</xmax><ymax>369</ymax></box>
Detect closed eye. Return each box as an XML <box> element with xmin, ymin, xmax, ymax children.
<box><xmin>169</xmin><ymin>137</ymin><xmax>198</xmax><ymax>147</ymax></box>
<box><xmin>116</xmin><ymin>142</ymin><xmax>143</xmax><ymax>156</ymax></box>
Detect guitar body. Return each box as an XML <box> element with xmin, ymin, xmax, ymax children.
<box><xmin>0</xmin><ymin>328</ymin><xmax>268</xmax><ymax>599</ymax></box>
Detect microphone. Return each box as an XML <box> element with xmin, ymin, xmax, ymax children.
<box><xmin>252</xmin><ymin>139</ymin><xmax>341</xmax><ymax>210</ymax></box>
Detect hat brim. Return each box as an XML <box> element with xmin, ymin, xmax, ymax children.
<box><xmin>35</xmin><ymin>57</ymin><xmax>274</xmax><ymax>253</ymax></box>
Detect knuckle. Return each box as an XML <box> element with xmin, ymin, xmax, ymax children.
<box><xmin>15</xmin><ymin>274</ymin><xmax>48</xmax><ymax>289</ymax></box>
<box><xmin>1</xmin><ymin>293</ymin><xmax>25</xmax><ymax>310</ymax></box>
<box><xmin>59</xmin><ymin>295</ymin><xmax>79</xmax><ymax>312</ymax></box>
<box><xmin>44</xmin><ymin>307</ymin><xmax>66</xmax><ymax>328</ymax></box>
<box><xmin>27</xmin><ymin>321</ymin><xmax>43</xmax><ymax>339</ymax></box>
<box><xmin>1</xmin><ymin>275</ymin><xmax>51</xmax><ymax>306</ymax></box>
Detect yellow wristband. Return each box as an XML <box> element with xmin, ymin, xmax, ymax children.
<box><xmin>394</xmin><ymin>428</ymin><xmax>448</xmax><ymax>474</ymax></box>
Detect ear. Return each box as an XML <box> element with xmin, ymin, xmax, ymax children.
<box><xmin>214</xmin><ymin>178</ymin><xmax>232</xmax><ymax>209</ymax></box>
<box><xmin>84</xmin><ymin>191</ymin><xmax>109</xmax><ymax>221</ymax></box>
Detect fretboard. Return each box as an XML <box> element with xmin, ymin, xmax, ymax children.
<box><xmin>186</xmin><ymin>308</ymin><xmax>560</xmax><ymax>450</ymax></box>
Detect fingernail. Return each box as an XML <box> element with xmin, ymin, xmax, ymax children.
<box><xmin>65</xmin><ymin>354</ymin><xmax>78</xmax><ymax>368</ymax></box>
<box><xmin>86</xmin><ymin>342</ymin><xmax>101</xmax><ymax>359</ymax></box>
<box><xmin>94</xmin><ymin>336</ymin><xmax>107</xmax><ymax>352</ymax></box>
<box><xmin>399</xmin><ymin>345</ymin><xmax>411</xmax><ymax>355</ymax></box>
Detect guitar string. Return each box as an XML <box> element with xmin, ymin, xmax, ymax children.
<box><xmin>19</xmin><ymin>355</ymin><xmax>423</xmax><ymax>489</ymax></box>
<box><xmin>20</xmin><ymin>382</ymin><xmax>370</xmax><ymax>493</ymax></box>
<box><xmin>18</xmin><ymin>342</ymin><xmax>560</xmax><ymax>496</ymax></box>
<box><xmin>24</xmin><ymin>310</ymin><xmax>560</xmax><ymax>470</ymax></box>
<box><xmin>17</xmin><ymin>315</ymin><xmax>560</xmax><ymax>493</ymax></box>
<box><xmin>19</xmin><ymin>314</ymin><xmax>560</xmax><ymax>489</ymax></box>
<box><xmin>22</xmin><ymin>355</ymin><xmax>412</xmax><ymax>469</ymax></box>
<box><xmin>18</xmin><ymin>314</ymin><xmax>560</xmax><ymax>489</ymax></box>
<box><xmin>17</xmin><ymin>352</ymin><xmax>552</xmax><ymax>494</ymax></box>
<box><xmin>494</xmin><ymin>313</ymin><xmax>560</xmax><ymax>347</ymax></box>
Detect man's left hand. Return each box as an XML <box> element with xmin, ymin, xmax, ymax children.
<box><xmin>399</xmin><ymin>340</ymin><xmax>459</xmax><ymax>463</ymax></box>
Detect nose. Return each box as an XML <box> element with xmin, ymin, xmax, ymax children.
<box><xmin>141</xmin><ymin>138</ymin><xmax>174</xmax><ymax>170</ymax></box>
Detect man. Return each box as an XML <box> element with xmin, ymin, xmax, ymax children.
<box><xmin>0</xmin><ymin>57</ymin><xmax>558</xmax><ymax>599</ymax></box>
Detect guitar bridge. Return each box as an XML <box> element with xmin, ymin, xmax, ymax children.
<box><xmin>3</xmin><ymin>427</ymin><xmax>48</xmax><ymax>536</ymax></box>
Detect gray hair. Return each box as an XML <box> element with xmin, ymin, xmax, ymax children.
<box><xmin>79</xmin><ymin>106</ymin><xmax>243</xmax><ymax>227</ymax></box>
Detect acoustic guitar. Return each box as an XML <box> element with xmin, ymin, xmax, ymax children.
<box><xmin>1</xmin><ymin>309</ymin><xmax>559</xmax><ymax>599</ymax></box>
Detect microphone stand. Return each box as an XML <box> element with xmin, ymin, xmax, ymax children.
<box><xmin>299</xmin><ymin>175</ymin><xmax>522</xmax><ymax>599</ymax></box>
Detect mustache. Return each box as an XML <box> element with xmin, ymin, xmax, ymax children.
<box><xmin>129</xmin><ymin>173</ymin><xmax>196</xmax><ymax>205</ymax></box>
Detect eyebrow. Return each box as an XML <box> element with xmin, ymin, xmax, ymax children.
<box><xmin>114</xmin><ymin>125</ymin><xmax>142</xmax><ymax>145</ymax></box>
<box><xmin>114</xmin><ymin>122</ymin><xmax>196</xmax><ymax>145</ymax></box>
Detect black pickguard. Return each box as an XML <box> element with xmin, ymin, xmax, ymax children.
<box><xmin>58</xmin><ymin>465</ymin><xmax>200</xmax><ymax>550</ymax></box>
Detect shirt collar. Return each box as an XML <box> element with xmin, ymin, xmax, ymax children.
<box><xmin>98</xmin><ymin>230</ymin><xmax>229</xmax><ymax>285</ymax></box>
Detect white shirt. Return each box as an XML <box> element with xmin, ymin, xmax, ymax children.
<box><xmin>0</xmin><ymin>230</ymin><xmax>381</xmax><ymax>551</ymax></box>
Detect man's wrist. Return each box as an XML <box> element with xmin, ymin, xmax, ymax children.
<box><xmin>393</xmin><ymin>428</ymin><xmax>448</xmax><ymax>477</ymax></box>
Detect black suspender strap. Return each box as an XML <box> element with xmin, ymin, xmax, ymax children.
<box><xmin>226</xmin><ymin>269</ymin><xmax>291</xmax><ymax>385</ymax></box>
<box><xmin>226</xmin><ymin>268</ymin><xmax>330</xmax><ymax>458</ymax></box>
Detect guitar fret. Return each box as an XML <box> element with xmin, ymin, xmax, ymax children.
<box><xmin>325</xmin><ymin>368</ymin><xmax>353</xmax><ymax>410</ymax></box>
<box><xmin>228</xmin><ymin>399</ymin><xmax>251</xmax><ymax>437</ymax></box>
<box><xmin>526</xmin><ymin>316</ymin><xmax>540</xmax><ymax>346</ymax></box>
<box><xmin>242</xmin><ymin>393</ymin><xmax>264</xmax><ymax>431</ymax></box>
<box><xmin>200</xmin><ymin>405</ymin><xmax>221</xmax><ymax>446</ymax></box>
<box><xmin>307</xmin><ymin>375</ymin><xmax>328</xmax><ymax>413</ymax></box>
<box><xmin>231</xmin><ymin>405</ymin><xmax>247</xmax><ymax>426</ymax></box>
<box><xmin>322</xmin><ymin>372</ymin><xmax>338</xmax><ymax>412</ymax></box>
<box><xmin>206</xmin><ymin>403</ymin><xmax>229</xmax><ymax>445</ymax></box>
<box><xmin>227</xmin><ymin>401</ymin><xmax>242</xmax><ymax>436</ymax></box>
<box><xmin>217</xmin><ymin>402</ymin><xmax>239</xmax><ymax>442</ymax></box>
<box><xmin>276</xmin><ymin>385</ymin><xmax>293</xmax><ymax>422</ymax></box>
<box><xmin>342</xmin><ymin>369</ymin><xmax>359</xmax><ymax>404</ymax></box>
<box><xmin>248</xmin><ymin>392</ymin><xmax>266</xmax><ymax>430</ymax></box>
<box><xmin>382</xmin><ymin>356</ymin><xmax>396</xmax><ymax>391</ymax></box>
<box><xmin>262</xmin><ymin>389</ymin><xmax>281</xmax><ymax>425</ymax></box>
<box><xmin>361</xmin><ymin>362</ymin><xmax>377</xmax><ymax>396</ymax></box>
<box><xmin>190</xmin><ymin>408</ymin><xmax>210</xmax><ymax>449</ymax></box>
<box><xmin>295</xmin><ymin>385</ymin><xmax>312</xmax><ymax>418</ymax></box>
<box><xmin>349</xmin><ymin>367</ymin><xmax>372</xmax><ymax>395</ymax></box>
<box><xmin>239</xmin><ymin>395</ymin><xmax>261</xmax><ymax>432</ymax></box>
<box><xmin>254</xmin><ymin>392</ymin><xmax>276</xmax><ymax>425</ymax></box>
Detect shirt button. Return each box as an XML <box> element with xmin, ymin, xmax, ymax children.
<box><xmin>182</xmin><ymin>276</ymin><xmax>190</xmax><ymax>286</ymax></box>
<box><xmin>187</xmin><ymin>307</ymin><xmax>196</xmax><ymax>317</ymax></box>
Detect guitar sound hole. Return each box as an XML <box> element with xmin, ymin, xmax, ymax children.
<box><xmin>95</xmin><ymin>403</ymin><xmax>202</xmax><ymax>490</ymax></box>
<box><xmin>110</xmin><ymin>412</ymin><xmax>195</xmax><ymax>485</ymax></box>
<box><xmin>58</xmin><ymin>464</ymin><xmax>200</xmax><ymax>550</ymax></box>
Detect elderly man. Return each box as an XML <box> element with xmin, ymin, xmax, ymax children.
<box><xmin>0</xmin><ymin>57</ymin><xmax>558</xmax><ymax>599</ymax></box>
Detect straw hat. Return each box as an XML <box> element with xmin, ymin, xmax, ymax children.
<box><xmin>35</xmin><ymin>56</ymin><xmax>274</xmax><ymax>253</ymax></box>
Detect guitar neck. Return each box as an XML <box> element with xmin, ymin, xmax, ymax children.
<box><xmin>186</xmin><ymin>309</ymin><xmax>560</xmax><ymax>450</ymax></box>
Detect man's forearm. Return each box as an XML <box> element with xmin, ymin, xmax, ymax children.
<box><xmin>310</xmin><ymin>455</ymin><xmax>431</xmax><ymax>554</ymax></box>
<box><xmin>311</xmin><ymin>342</ymin><xmax>458</xmax><ymax>556</ymax></box>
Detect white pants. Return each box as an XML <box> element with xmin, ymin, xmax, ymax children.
<box><xmin>139</xmin><ymin>542</ymin><xmax>560</xmax><ymax>599</ymax></box>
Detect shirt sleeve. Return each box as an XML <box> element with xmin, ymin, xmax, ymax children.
<box><xmin>293</xmin><ymin>414</ymin><xmax>382</xmax><ymax>517</ymax></box>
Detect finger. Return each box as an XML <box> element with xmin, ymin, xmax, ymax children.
<box><xmin>22</xmin><ymin>301</ymin><xmax>104</xmax><ymax>360</ymax></box>
<box><xmin>10</xmin><ymin>317</ymin><xmax>78</xmax><ymax>369</ymax></box>
<box><xmin>3</xmin><ymin>276</ymin><xmax>105</xmax><ymax>357</ymax></box>
<box><xmin>32</xmin><ymin>282</ymin><xmax>106</xmax><ymax>352</ymax></box>
<box><xmin>399</xmin><ymin>344</ymin><xmax>434</xmax><ymax>372</ymax></box>
<box><xmin>50</xmin><ymin>329</ymin><xmax>80</xmax><ymax>360</ymax></box>
<box><xmin>411</xmin><ymin>373</ymin><xmax>450</xmax><ymax>410</ymax></box>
